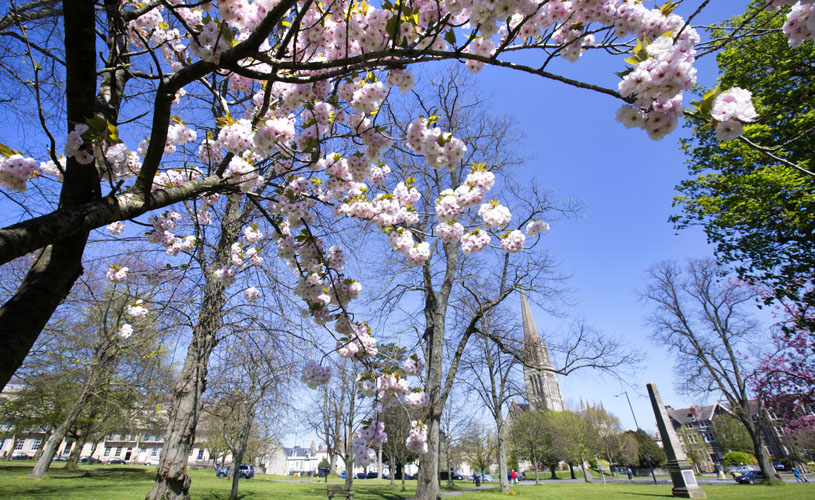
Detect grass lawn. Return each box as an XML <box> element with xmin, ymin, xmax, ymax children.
<box><xmin>0</xmin><ymin>462</ymin><xmax>812</xmax><ymax>500</ymax></box>
<box><xmin>457</xmin><ymin>482</ymin><xmax>814</xmax><ymax>500</ymax></box>
<box><xmin>0</xmin><ymin>461</ymin><xmax>419</xmax><ymax>500</ymax></box>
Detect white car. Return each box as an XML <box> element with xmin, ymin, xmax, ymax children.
<box><xmin>728</xmin><ymin>465</ymin><xmax>756</xmax><ymax>477</ymax></box>
<box><xmin>145</xmin><ymin>458</ymin><xmax>160</xmax><ymax>466</ymax></box>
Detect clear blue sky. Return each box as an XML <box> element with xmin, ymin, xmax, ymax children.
<box><xmin>469</xmin><ymin>1</ymin><xmax>753</xmax><ymax>433</ymax></box>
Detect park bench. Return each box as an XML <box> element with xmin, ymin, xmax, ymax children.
<box><xmin>327</xmin><ymin>484</ymin><xmax>353</xmax><ymax>500</ymax></box>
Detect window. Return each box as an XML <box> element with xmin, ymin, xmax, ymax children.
<box><xmin>197</xmin><ymin>449</ymin><xmax>204</xmax><ymax>460</ymax></box>
<box><xmin>151</xmin><ymin>447</ymin><xmax>159</xmax><ymax>457</ymax></box>
<box><xmin>31</xmin><ymin>438</ymin><xmax>41</xmax><ymax>451</ymax></box>
<box><xmin>63</xmin><ymin>442</ymin><xmax>72</xmax><ymax>454</ymax></box>
<box><xmin>114</xmin><ymin>447</ymin><xmax>121</xmax><ymax>456</ymax></box>
<box><xmin>104</xmin><ymin>447</ymin><xmax>111</xmax><ymax>457</ymax></box>
<box><xmin>14</xmin><ymin>440</ymin><xmax>24</xmax><ymax>451</ymax></box>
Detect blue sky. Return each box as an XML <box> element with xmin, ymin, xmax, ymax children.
<box><xmin>469</xmin><ymin>2</ymin><xmax>753</xmax><ymax>433</ymax></box>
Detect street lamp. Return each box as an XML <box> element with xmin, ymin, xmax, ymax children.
<box><xmin>615</xmin><ymin>391</ymin><xmax>657</xmax><ymax>485</ymax></box>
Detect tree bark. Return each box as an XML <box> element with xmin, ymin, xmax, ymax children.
<box><xmin>496</xmin><ymin>418</ymin><xmax>509</xmax><ymax>493</ymax></box>
<box><xmin>0</xmin><ymin>0</ymin><xmax>99</xmax><ymax>389</ymax></box>
<box><xmin>146</xmin><ymin>198</ymin><xmax>243</xmax><ymax>500</ymax></box>
<box><xmin>66</xmin><ymin>436</ymin><xmax>86</xmax><ymax>471</ymax></box>
<box><xmin>228</xmin><ymin>412</ymin><xmax>254</xmax><ymax>500</ymax></box>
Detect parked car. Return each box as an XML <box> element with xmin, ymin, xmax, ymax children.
<box><xmin>216</xmin><ymin>466</ymin><xmax>230</xmax><ymax>477</ymax></box>
<box><xmin>107</xmin><ymin>458</ymin><xmax>126</xmax><ymax>465</ymax></box>
<box><xmin>10</xmin><ymin>453</ymin><xmax>30</xmax><ymax>460</ymax></box>
<box><xmin>439</xmin><ymin>470</ymin><xmax>465</xmax><ymax>481</ymax></box>
<box><xmin>144</xmin><ymin>457</ymin><xmax>160</xmax><ymax>466</ymax></box>
<box><xmin>238</xmin><ymin>464</ymin><xmax>255</xmax><ymax>479</ymax></box>
<box><xmin>728</xmin><ymin>465</ymin><xmax>756</xmax><ymax>477</ymax></box>
<box><xmin>53</xmin><ymin>456</ymin><xmax>68</xmax><ymax>462</ymax></box>
<box><xmin>773</xmin><ymin>462</ymin><xmax>785</xmax><ymax>471</ymax></box>
<box><xmin>338</xmin><ymin>471</ymin><xmax>346</xmax><ymax>479</ymax></box>
<box><xmin>734</xmin><ymin>470</ymin><xmax>780</xmax><ymax>484</ymax></box>
<box><xmin>355</xmin><ymin>472</ymin><xmax>368</xmax><ymax>479</ymax></box>
<box><xmin>79</xmin><ymin>456</ymin><xmax>101</xmax><ymax>463</ymax></box>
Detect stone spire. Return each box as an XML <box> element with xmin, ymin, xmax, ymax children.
<box><xmin>520</xmin><ymin>291</ymin><xmax>564</xmax><ymax>412</ymax></box>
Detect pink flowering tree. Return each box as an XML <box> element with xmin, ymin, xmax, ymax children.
<box><xmin>753</xmin><ymin>284</ymin><xmax>815</xmax><ymax>436</ymax></box>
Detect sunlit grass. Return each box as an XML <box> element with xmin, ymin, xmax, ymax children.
<box><xmin>0</xmin><ymin>461</ymin><xmax>812</xmax><ymax>500</ymax></box>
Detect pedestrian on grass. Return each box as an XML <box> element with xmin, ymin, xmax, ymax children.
<box><xmin>511</xmin><ymin>469</ymin><xmax>517</xmax><ymax>485</ymax></box>
<box><xmin>627</xmin><ymin>467</ymin><xmax>633</xmax><ymax>480</ymax></box>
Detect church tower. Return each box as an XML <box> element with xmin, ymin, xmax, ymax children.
<box><xmin>520</xmin><ymin>291</ymin><xmax>565</xmax><ymax>412</ymax></box>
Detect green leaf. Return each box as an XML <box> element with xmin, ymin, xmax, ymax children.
<box><xmin>385</xmin><ymin>15</ymin><xmax>400</xmax><ymax>41</ymax></box>
<box><xmin>444</xmin><ymin>29</ymin><xmax>456</xmax><ymax>46</ymax></box>
<box><xmin>659</xmin><ymin>1</ymin><xmax>679</xmax><ymax>16</ymax></box>
<box><xmin>0</xmin><ymin>142</ymin><xmax>20</xmax><ymax>157</ymax></box>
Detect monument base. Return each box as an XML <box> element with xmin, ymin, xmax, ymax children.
<box><xmin>667</xmin><ymin>460</ymin><xmax>706</xmax><ymax>498</ymax></box>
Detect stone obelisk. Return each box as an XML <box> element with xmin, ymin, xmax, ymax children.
<box><xmin>647</xmin><ymin>383</ymin><xmax>706</xmax><ymax>498</ymax></box>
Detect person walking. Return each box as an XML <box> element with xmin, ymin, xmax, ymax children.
<box><xmin>627</xmin><ymin>467</ymin><xmax>633</xmax><ymax>480</ymax></box>
<box><xmin>511</xmin><ymin>469</ymin><xmax>517</xmax><ymax>485</ymax></box>
<box><xmin>793</xmin><ymin>468</ymin><xmax>807</xmax><ymax>483</ymax></box>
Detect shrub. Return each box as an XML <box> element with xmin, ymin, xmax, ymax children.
<box><xmin>723</xmin><ymin>451</ymin><xmax>757</xmax><ymax>465</ymax></box>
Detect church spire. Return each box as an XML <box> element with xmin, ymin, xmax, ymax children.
<box><xmin>520</xmin><ymin>290</ymin><xmax>565</xmax><ymax>412</ymax></box>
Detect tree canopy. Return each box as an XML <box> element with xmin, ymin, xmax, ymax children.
<box><xmin>675</xmin><ymin>1</ymin><xmax>815</xmax><ymax>325</ymax></box>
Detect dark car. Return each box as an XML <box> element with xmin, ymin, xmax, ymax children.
<box><xmin>773</xmin><ymin>462</ymin><xmax>785</xmax><ymax>471</ymax></box>
<box><xmin>355</xmin><ymin>472</ymin><xmax>368</xmax><ymax>479</ymax></box>
<box><xmin>238</xmin><ymin>464</ymin><xmax>255</xmax><ymax>479</ymax></box>
<box><xmin>79</xmin><ymin>456</ymin><xmax>101</xmax><ymax>463</ymax></box>
<box><xmin>10</xmin><ymin>453</ymin><xmax>30</xmax><ymax>460</ymax></box>
<box><xmin>439</xmin><ymin>470</ymin><xmax>465</xmax><ymax>481</ymax></box>
<box><xmin>734</xmin><ymin>470</ymin><xmax>781</xmax><ymax>484</ymax></box>
<box><xmin>366</xmin><ymin>472</ymin><xmax>379</xmax><ymax>479</ymax></box>
<box><xmin>107</xmin><ymin>458</ymin><xmax>126</xmax><ymax>465</ymax></box>
<box><xmin>216</xmin><ymin>466</ymin><xmax>230</xmax><ymax>477</ymax></box>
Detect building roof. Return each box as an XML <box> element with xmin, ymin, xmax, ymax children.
<box><xmin>284</xmin><ymin>447</ymin><xmax>316</xmax><ymax>458</ymax></box>
<box><xmin>666</xmin><ymin>404</ymin><xmax>719</xmax><ymax>425</ymax></box>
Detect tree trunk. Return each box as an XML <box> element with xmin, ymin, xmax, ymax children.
<box><xmin>416</xmin><ymin>414</ymin><xmax>441</xmax><ymax>500</ymax></box>
<box><xmin>146</xmin><ymin>198</ymin><xmax>243</xmax><ymax>500</ymax></box>
<box><xmin>549</xmin><ymin>463</ymin><xmax>557</xmax><ymax>480</ymax></box>
<box><xmin>532</xmin><ymin>450</ymin><xmax>538</xmax><ymax>484</ymax></box>
<box><xmin>579</xmin><ymin>458</ymin><xmax>592</xmax><ymax>483</ymax></box>
<box><xmin>329</xmin><ymin>448</ymin><xmax>337</xmax><ymax>475</ymax></box>
<box><xmin>145</xmin><ymin>303</ymin><xmax>221</xmax><ymax>500</ymax></box>
<box><xmin>229</xmin><ymin>412</ymin><xmax>254</xmax><ymax>500</ymax></box>
<box><xmin>496</xmin><ymin>420</ymin><xmax>509</xmax><ymax>493</ymax></box>
<box><xmin>66</xmin><ymin>437</ymin><xmax>86</xmax><ymax>471</ymax></box>
<box><xmin>377</xmin><ymin>443</ymin><xmax>383</xmax><ymax>479</ymax></box>
<box><xmin>0</xmin><ymin>0</ymin><xmax>102</xmax><ymax>392</ymax></box>
<box><xmin>735</xmin><ymin>408</ymin><xmax>779</xmax><ymax>483</ymax></box>
<box><xmin>568</xmin><ymin>462</ymin><xmax>576</xmax><ymax>479</ymax></box>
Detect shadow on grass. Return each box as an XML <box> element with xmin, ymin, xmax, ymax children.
<box><xmin>48</xmin><ymin>466</ymin><xmax>156</xmax><ymax>481</ymax></box>
<box><xmin>618</xmin><ymin>493</ymin><xmax>674</xmax><ymax>498</ymax></box>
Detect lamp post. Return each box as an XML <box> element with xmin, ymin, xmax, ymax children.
<box><xmin>616</xmin><ymin>391</ymin><xmax>657</xmax><ymax>485</ymax></box>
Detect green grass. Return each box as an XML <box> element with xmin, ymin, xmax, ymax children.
<box><xmin>0</xmin><ymin>461</ymin><xmax>812</xmax><ymax>500</ymax></box>
<box><xmin>456</xmin><ymin>482</ymin><xmax>813</xmax><ymax>500</ymax></box>
<box><xmin>0</xmin><ymin>461</ymin><xmax>418</xmax><ymax>499</ymax></box>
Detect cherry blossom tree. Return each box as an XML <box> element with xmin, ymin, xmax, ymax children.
<box><xmin>0</xmin><ymin>2</ymin><xmax>812</xmax><ymax>498</ymax></box>
<box><xmin>0</xmin><ymin>0</ymin><xmax>785</xmax><ymax>391</ymax></box>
